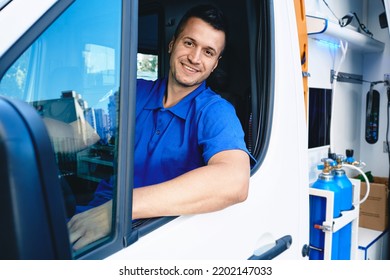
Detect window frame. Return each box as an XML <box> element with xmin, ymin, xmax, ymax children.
<box><xmin>247</xmin><ymin>0</ymin><xmax>274</xmax><ymax>172</ymax></box>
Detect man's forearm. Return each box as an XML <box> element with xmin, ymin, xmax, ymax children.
<box><xmin>132</xmin><ymin>150</ymin><xmax>250</xmax><ymax>219</ymax></box>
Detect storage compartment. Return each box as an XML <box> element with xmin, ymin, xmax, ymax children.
<box><xmin>359</xmin><ymin>177</ymin><xmax>389</xmax><ymax>231</ymax></box>
<box><xmin>358</xmin><ymin>227</ymin><xmax>389</xmax><ymax>260</ymax></box>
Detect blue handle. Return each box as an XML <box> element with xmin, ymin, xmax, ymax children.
<box><xmin>248</xmin><ymin>235</ymin><xmax>292</xmax><ymax>260</ymax></box>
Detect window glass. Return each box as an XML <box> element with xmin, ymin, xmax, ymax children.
<box><xmin>0</xmin><ymin>0</ymin><xmax>122</xmax><ymax>256</ymax></box>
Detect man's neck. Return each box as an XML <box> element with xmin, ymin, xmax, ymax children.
<box><xmin>164</xmin><ymin>77</ymin><xmax>199</xmax><ymax>108</ymax></box>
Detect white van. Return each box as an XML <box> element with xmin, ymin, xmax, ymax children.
<box><xmin>0</xmin><ymin>0</ymin><xmax>388</xmax><ymax>260</ymax></box>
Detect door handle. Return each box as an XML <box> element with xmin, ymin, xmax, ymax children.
<box><xmin>248</xmin><ymin>235</ymin><xmax>292</xmax><ymax>260</ymax></box>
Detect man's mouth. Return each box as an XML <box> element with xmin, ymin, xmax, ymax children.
<box><xmin>182</xmin><ymin>63</ymin><xmax>199</xmax><ymax>73</ymax></box>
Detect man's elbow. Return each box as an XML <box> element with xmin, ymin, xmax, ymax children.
<box><xmin>212</xmin><ymin>150</ymin><xmax>250</xmax><ymax>205</ymax></box>
<box><xmin>237</xmin><ymin>178</ymin><xmax>249</xmax><ymax>203</ymax></box>
<box><xmin>230</xmin><ymin>172</ymin><xmax>249</xmax><ymax>204</ymax></box>
<box><xmin>231</xmin><ymin>156</ymin><xmax>250</xmax><ymax>204</ymax></box>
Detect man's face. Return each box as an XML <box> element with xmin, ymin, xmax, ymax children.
<box><xmin>168</xmin><ymin>17</ymin><xmax>225</xmax><ymax>90</ymax></box>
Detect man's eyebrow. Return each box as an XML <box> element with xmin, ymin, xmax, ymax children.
<box><xmin>182</xmin><ymin>36</ymin><xmax>218</xmax><ymax>54</ymax></box>
<box><xmin>205</xmin><ymin>46</ymin><xmax>217</xmax><ymax>54</ymax></box>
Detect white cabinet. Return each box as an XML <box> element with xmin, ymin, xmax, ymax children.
<box><xmin>358</xmin><ymin>227</ymin><xmax>388</xmax><ymax>260</ymax></box>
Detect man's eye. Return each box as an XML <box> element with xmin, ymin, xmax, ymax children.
<box><xmin>204</xmin><ymin>50</ymin><xmax>214</xmax><ymax>57</ymax></box>
<box><xmin>184</xmin><ymin>41</ymin><xmax>193</xmax><ymax>47</ymax></box>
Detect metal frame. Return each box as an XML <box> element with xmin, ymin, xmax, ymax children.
<box><xmin>309</xmin><ymin>178</ymin><xmax>361</xmax><ymax>259</ymax></box>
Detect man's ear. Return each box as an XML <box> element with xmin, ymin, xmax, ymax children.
<box><xmin>211</xmin><ymin>56</ymin><xmax>222</xmax><ymax>72</ymax></box>
<box><xmin>168</xmin><ymin>39</ymin><xmax>174</xmax><ymax>53</ymax></box>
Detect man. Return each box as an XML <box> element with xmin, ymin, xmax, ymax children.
<box><xmin>68</xmin><ymin>4</ymin><xmax>251</xmax><ymax>250</ymax></box>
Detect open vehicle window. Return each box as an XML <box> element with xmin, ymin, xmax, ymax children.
<box><xmin>0</xmin><ymin>0</ymin><xmax>123</xmax><ymax>258</ymax></box>
<box><xmin>129</xmin><ymin>0</ymin><xmax>273</xmax><ymax>237</ymax></box>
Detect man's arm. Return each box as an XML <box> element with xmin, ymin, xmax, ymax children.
<box><xmin>133</xmin><ymin>149</ymin><xmax>250</xmax><ymax>219</ymax></box>
<box><xmin>68</xmin><ymin>149</ymin><xmax>250</xmax><ymax>249</ymax></box>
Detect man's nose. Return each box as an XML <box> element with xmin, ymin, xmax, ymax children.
<box><xmin>188</xmin><ymin>48</ymin><xmax>201</xmax><ymax>64</ymax></box>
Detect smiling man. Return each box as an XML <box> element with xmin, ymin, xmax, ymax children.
<box><xmin>166</xmin><ymin>16</ymin><xmax>225</xmax><ymax>105</ymax></box>
<box><xmin>68</xmin><ymin>4</ymin><xmax>251</xmax><ymax>250</ymax></box>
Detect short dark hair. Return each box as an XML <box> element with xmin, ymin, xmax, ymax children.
<box><xmin>173</xmin><ymin>5</ymin><xmax>228</xmax><ymax>53</ymax></box>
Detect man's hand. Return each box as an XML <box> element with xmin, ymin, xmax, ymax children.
<box><xmin>67</xmin><ymin>200</ymin><xmax>112</xmax><ymax>250</ymax></box>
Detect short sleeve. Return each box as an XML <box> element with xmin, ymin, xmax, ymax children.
<box><xmin>197</xmin><ymin>97</ymin><xmax>249</xmax><ymax>163</ymax></box>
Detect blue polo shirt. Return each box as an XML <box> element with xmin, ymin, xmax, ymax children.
<box><xmin>134</xmin><ymin>78</ymin><xmax>249</xmax><ymax>188</ymax></box>
<box><xmin>75</xmin><ymin>78</ymin><xmax>249</xmax><ymax>213</ymax></box>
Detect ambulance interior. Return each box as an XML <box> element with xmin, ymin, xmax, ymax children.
<box><xmin>306</xmin><ymin>0</ymin><xmax>390</xmax><ymax>259</ymax></box>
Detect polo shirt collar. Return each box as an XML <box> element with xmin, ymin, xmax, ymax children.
<box><xmin>144</xmin><ymin>78</ymin><xmax>207</xmax><ymax>119</ymax></box>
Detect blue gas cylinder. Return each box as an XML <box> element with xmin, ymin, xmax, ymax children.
<box><xmin>309</xmin><ymin>159</ymin><xmax>342</xmax><ymax>260</ymax></box>
<box><xmin>333</xmin><ymin>155</ymin><xmax>353</xmax><ymax>259</ymax></box>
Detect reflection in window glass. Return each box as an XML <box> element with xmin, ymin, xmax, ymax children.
<box><xmin>0</xmin><ymin>49</ymin><xmax>31</xmax><ymax>100</ymax></box>
<box><xmin>0</xmin><ymin>0</ymin><xmax>122</xmax><ymax>256</ymax></box>
<box><xmin>84</xmin><ymin>44</ymin><xmax>116</xmax><ymax>85</ymax></box>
